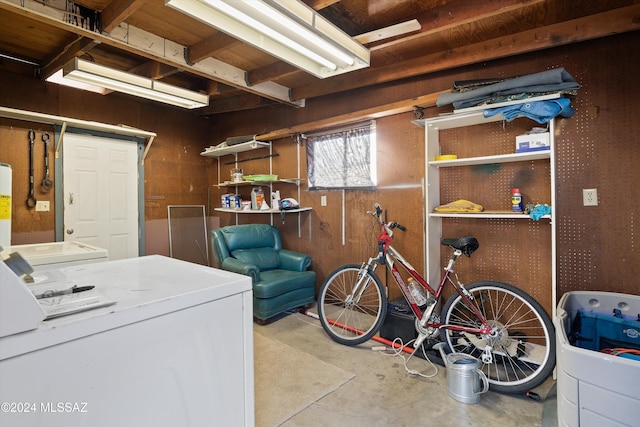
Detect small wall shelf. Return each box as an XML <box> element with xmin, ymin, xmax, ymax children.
<box><xmin>429</xmin><ymin>211</ymin><xmax>551</xmax><ymax>219</ymax></box>
<box><xmin>215</xmin><ymin>178</ymin><xmax>305</xmax><ymax>188</ymax></box>
<box><xmin>214</xmin><ymin>207</ymin><xmax>312</xmax><ymax>214</ymax></box>
<box><xmin>200</xmin><ymin>140</ymin><xmax>270</xmax><ymax>157</ymax></box>
<box><xmin>428</xmin><ymin>150</ymin><xmax>550</xmax><ymax>167</ymax></box>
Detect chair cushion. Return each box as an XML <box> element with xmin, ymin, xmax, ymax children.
<box><xmin>254</xmin><ymin>269</ymin><xmax>316</xmax><ymax>299</ymax></box>
<box><xmin>231</xmin><ymin>247</ymin><xmax>280</xmax><ymax>271</ymax></box>
<box><xmin>222</xmin><ymin>224</ymin><xmax>276</xmax><ymax>251</ymax></box>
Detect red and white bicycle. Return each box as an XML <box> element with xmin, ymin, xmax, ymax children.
<box><xmin>318</xmin><ymin>203</ymin><xmax>555</xmax><ymax>393</ymax></box>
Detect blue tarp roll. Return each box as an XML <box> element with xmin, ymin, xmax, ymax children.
<box><xmin>437</xmin><ymin>68</ymin><xmax>580</xmax><ymax>109</ymax></box>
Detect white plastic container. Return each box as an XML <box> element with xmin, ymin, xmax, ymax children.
<box><xmin>555</xmin><ymin>291</ymin><xmax>640</xmax><ymax>427</ymax></box>
<box><xmin>251</xmin><ymin>187</ymin><xmax>264</xmax><ymax>210</ymax></box>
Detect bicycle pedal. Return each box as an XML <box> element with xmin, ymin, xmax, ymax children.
<box><xmin>413</xmin><ymin>333</ymin><xmax>428</xmax><ymax>349</ymax></box>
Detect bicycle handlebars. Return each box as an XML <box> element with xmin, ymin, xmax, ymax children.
<box><xmin>368</xmin><ymin>203</ymin><xmax>406</xmax><ymax>231</ymax></box>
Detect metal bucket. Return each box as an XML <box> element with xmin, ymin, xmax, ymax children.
<box><xmin>445</xmin><ymin>353</ymin><xmax>489</xmax><ymax>404</ymax></box>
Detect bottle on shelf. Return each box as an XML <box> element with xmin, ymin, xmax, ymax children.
<box><xmin>511</xmin><ymin>188</ymin><xmax>523</xmax><ymax>212</ymax></box>
<box><xmin>251</xmin><ymin>187</ymin><xmax>265</xmax><ymax>210</ymax></box>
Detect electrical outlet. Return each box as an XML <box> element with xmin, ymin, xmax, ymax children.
<box><xmin>583</xmin><ymin>188</ymin><xmax>598</xmax><ymax>206</ymax></box>
<box><xmin>321</xmin><ymin>195</ymin><xmax>327</xmax><ymax>206</ymax></box>
<box><xmin>35</xmin><ymin>201</ymin><xmax>50</xmax><ymax>211</ymax></box>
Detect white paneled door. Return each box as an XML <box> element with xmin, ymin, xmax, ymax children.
<box><xmin>63</xmin><ymin>133</ymin><xmax>139</xmax><ymax>260</ymax></box>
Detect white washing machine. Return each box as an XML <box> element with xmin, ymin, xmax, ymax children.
<box><xmin>0</xmin><ymin>255</ymin><xmax>254</xmax><ymax>426</ymax></box>
<box><xmin>2</xmin><ymin>241</ymin><xmax>108</xmax><ymax>272</ymax></box>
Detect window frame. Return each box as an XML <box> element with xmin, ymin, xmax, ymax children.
<box><xmin>305</xmin><ymin>121</ymin><xmax>377</xmax><ymax>190</ymax></box>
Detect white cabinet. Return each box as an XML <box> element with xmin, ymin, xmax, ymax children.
<box><xmin>414</xmin><ymin>110</ymin><xmax>556</xmax><ymax>314</ymax></box>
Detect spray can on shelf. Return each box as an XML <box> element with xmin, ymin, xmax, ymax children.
<box><xmin>407</xmin><ymin>277</ymin><xmax>427</xmax><ymax>306</ymax></box>
<box><xmin>511</xmin><ymin>188</ymin><xmax>523</xmax><ymax>212</ymax></box>
<box><xmin>251</xmin><ymin>187</ymin><xmax>265</xmax><ymax>210</ymax></box>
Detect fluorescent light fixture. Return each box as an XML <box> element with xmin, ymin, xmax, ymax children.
<box><xmin>166</xmin><ymin>0</ymin><xmax>370</xmax><ymax>78</ymax></box>
<box><xmin>47</xmin><ymin>68</ymin><xmax>109</xmax><ymax>95</ymax></box>
<box><xmin>47</xmin><ymin>58</ymin><xmax>209</xmax><ymax>109</ymax></box>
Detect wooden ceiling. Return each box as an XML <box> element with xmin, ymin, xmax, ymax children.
<box><xmin>0</xmin><ymin>0</ymin><xmax>638</xmax><ymax>116</ymax></box>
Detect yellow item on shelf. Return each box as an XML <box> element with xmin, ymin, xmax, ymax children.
<box><xmin>434</xmin><ymin>199</ymin><xmax>483</xmax><ymax>212</ymax></box>
<box><xmin>435</xmin><ymin>154</ymin><xmax>458</xmax><ymax>161</ymax></box>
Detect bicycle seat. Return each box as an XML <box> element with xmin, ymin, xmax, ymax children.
<box><xmin>441</xmin><ymin>236</ymin><xmax>479</xmax><ymax>256</ymax></box>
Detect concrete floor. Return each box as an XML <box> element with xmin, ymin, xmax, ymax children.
<box><xmin>254</xmin><ymin>311</ymin><xmax>557</xmax><ymax>427</ymax></box>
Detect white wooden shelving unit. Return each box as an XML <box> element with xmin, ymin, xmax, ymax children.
<box><xmin>414</xmin><ymin>109</ymin><xmax>556</xmax><ymax>313</ymax></box>
<box><xmin>200</xmin><ymin>140</ymin><xmax>311</xmax><ymax>223</ymax></box>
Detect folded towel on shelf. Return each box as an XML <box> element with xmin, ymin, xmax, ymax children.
<box><xmin>434</xmin><ymin>199</ymin><xmax>483</xmax><ymax>213</ymax></box>
<box><xmin>528</xmin><ymin>204</ymin><xmax>552</xmax><ymax>220</ymax></box>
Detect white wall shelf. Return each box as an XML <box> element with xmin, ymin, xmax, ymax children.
<box><xmin>200</xmin><ymin>140</ymin><xmax>270</xmax><ymax>157</ymax></box>
<box><xmin>214</xmin><ymin>207</ymin><xmax>312</xmax><ymax>214</ymax></box>
<box><xmin>430</xmin><ymin>211</ymin><xmax>551</xmax><ymax>219</ymax></box>
<box><xmin>428</xmin><ymin>150</ymin><xmax>550</xmax><ymax>167</ymax></box>
<box><xmin>215</xmin><ymin>178</ymin><xmax>305</xmax><ymax>188</ymax></box>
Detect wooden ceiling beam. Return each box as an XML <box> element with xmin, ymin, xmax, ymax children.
<box><xmin>247</xmin><ymin>0</ymin><xmax>543</xmax><ymax>87</ymax></box>
<box><xmin>256</xmin><ymin>90</ymin><xmax>447</xmax><ymax>141</ymax></box>
<box><xmin>127</xmin><ymin>61</ymin><xmax>180</xmax><ymax>79</ymax></box>
<box><xmin>101</xmin><ymin>0</ymin><xmax>146</xmax><ymax>33</ymax></box>
<box><xmin>247</xmin><ymin>61</ymin><xmax>299</xmax><ymax>86</ymax></box>
<box><xmin>292</xmin><ymin>4</ymin><xmax>640</xmax><ymax>101</ymax></box>
<box><xmin>369</xmin><ymin>0</ymin><xmax>544</xmax><ymax>51</ymax></box>
<box><xmin>207</xmin><ymin>80</ymin><xmax>239</xmax><ymax>96</ymax></box>
<box><xmin>39</xmin><ymin>36</ymin><xmax>100</xmax><ymax>80</ymax></box>
<box><xmin>201</xmin><ymin>94</ymin><xmax>279</xmax><ymax>115</ymax></box>
<box><xmin>187</xmin><ymin>32</ymin><xmax>241</xmax><ymax>64</ymax></box>
<box><xmin>305</xmin><ymin>0</ymin><xmax>341</xmax><ymax>10</ymax></box>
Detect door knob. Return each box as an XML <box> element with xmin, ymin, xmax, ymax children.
<box><xmin>66</xmin><ymin>228</ymin><xmax>74</xmax><ymax>235</ymax></box>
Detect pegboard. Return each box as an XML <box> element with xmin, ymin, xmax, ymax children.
<box><xmin>439</xmin><ymin>121</ymin><xmax>552</xmax><ymax>210</ymax></box>
<box><xmin>439</xmin><ymin>218</ymin><xmax>553</xmax><ymax>315</ymax></box>
<box><xmin>550</xmin><ymin>37</ymin><xmax>640</xmax><ymax>298</ymax></box>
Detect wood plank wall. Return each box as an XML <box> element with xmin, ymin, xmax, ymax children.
<box><xmin>0</xmin><ymin>32</ymin><xmax>638</xmax><ymax>315</ymax></box>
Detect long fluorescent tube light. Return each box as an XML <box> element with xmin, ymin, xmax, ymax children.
<box><xmin>46</xmin><ymin>68</ymin><xmax>109</xmax><ymax>95</ymax></box>
<box><xmin>166</xmin><ymin>0</ymin><xmax>370</xmax><ymax>78</ymax></box>
<box><xmin>47</xmin><ymin>58</ymin><xmax>209</xmax><ymax>109</ymax></box>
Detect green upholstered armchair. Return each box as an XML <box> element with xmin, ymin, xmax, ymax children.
<box><xmin>211</xmin><ymin>224</ymin><xmax>316</xmax><ymax>323</ymax></box>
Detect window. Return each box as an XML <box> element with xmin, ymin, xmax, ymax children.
<box><xmin>306</xmin><ymin>121</ymin><xmax>376</xmax><ymax>190</ymax></box>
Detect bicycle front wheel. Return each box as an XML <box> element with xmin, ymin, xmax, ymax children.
<box><xmin>318</xmin><ymin>264</ymin><xmax>387</xmax><ymax>346</ymax></box>
<box><xmin>440</xmin><ymin>281</ymin><xmax>556</xmax><ymax>394</ymax></box>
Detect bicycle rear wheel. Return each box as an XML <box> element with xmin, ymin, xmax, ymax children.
<box><xmin>440</xmin><ymin>281</ymin><xmax>555</xmax><ymax>394</ymax></box>
<box><xmin>318</xmin><ymin>264</ymin><xmax>387</xmax><ymax>346</ymax></box>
